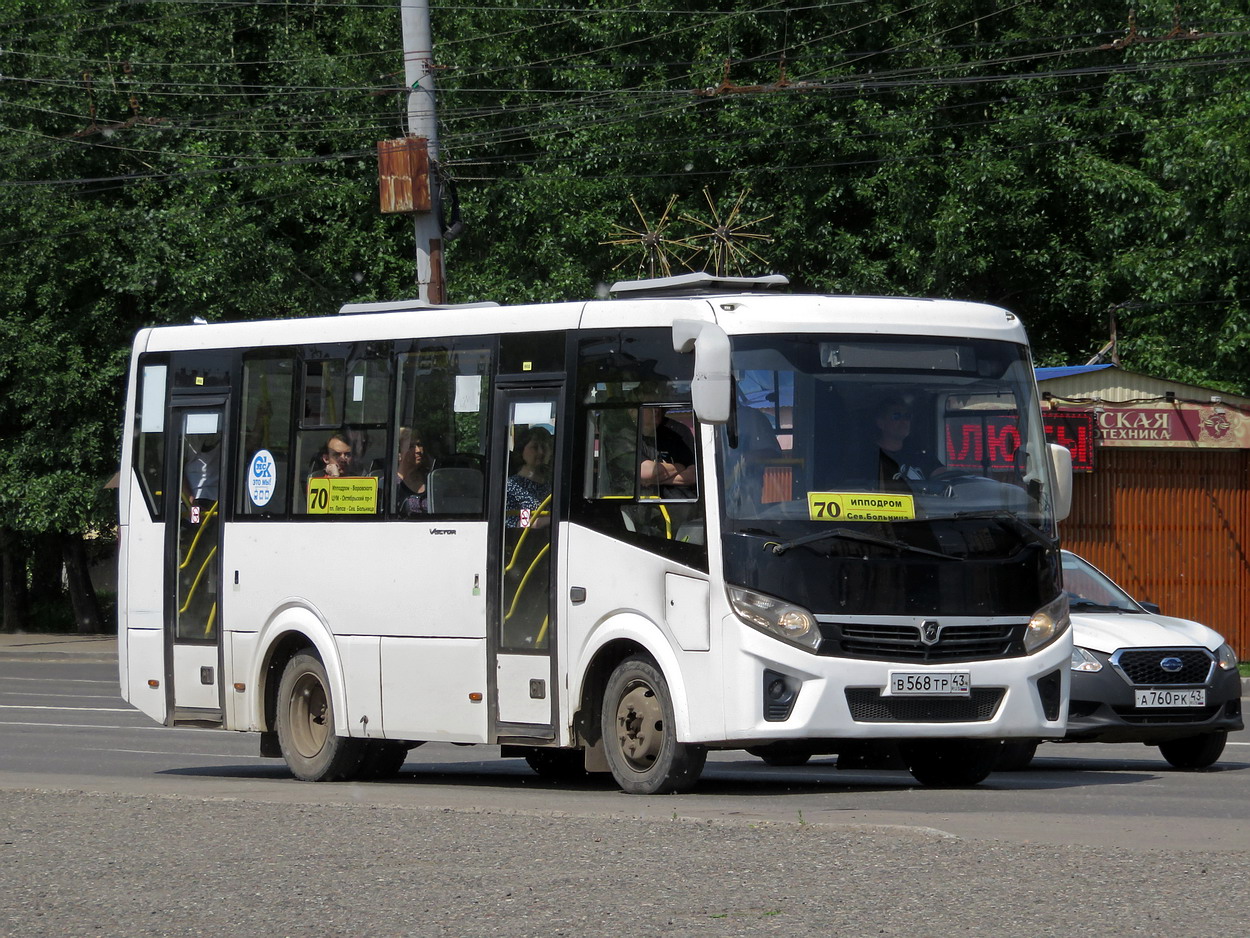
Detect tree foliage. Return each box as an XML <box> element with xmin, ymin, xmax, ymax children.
<box><xmin>1</xmin><ymin>0</ymin><xmax>1248</xmax><ymax>566</ymax></box>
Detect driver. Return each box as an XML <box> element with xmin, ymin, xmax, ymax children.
<box><xmin>874</xmin><ymin>397</ymin><xmax>941</xmax><ymax>484</ymax></box>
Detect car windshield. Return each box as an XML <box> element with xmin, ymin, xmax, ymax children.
<box><xmin>1061</xmin><ymin>552</ymin><xmax>1143</xmax><ymax>613</ymax></box>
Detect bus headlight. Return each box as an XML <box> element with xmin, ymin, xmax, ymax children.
<box><xmin>727</xmin><ymin>585</ymin><xmax>820</xmax><ymax>652</ymax></box>
<box><xmin>1216</xmin><ymin>643</ymin><xmax>1239</xmax><ymax>671</ymax></box>
<box><xmin>1025</xmin><ymin>593</ymin><xmax>1070</xmax><ymax>653</ymax></box>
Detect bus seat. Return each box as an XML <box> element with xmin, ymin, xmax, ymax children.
<box><xmin>426</xmin><ymin>467</ymin><xmax>484</xmax><ymax>514</ymax></box>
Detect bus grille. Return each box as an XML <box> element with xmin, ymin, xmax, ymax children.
<box><xmin>1113</xmin><ymin>649</ymin><xmax>1213</xmax><ymax>686</ymax></box>
<box><xmin>845</xmin><ymin>688</ymin><xmax>1005</xmax><ymax>723</ymax></box>
<box><xmin>819</xmin><ymin>622</ymin><xmax>1026</xmax><ymax>662</ymax></box>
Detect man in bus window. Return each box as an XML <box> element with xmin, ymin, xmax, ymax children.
<box><xmin>310</xmin><ymin>432</ymin><xmax>356</xmax><ymax>479</ymax></box>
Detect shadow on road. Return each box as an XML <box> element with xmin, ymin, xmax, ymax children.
<box><xmin>153</xmin><ymin>750</ymin><xmax>1210</xmax><ymax>795</ymax></box>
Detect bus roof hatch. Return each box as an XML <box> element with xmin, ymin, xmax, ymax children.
<box><xmin>609</xmin><ymin>272</ymin><xmax>789</xmax><ymax>298</ymax></box>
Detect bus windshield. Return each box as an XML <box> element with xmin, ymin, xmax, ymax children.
<box><xmin>718</xmin><ymin>333</ymin><xmax>1059</xmax><ymax>616</ymax></box>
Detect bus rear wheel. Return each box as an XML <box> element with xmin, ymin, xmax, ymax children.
<box><xmin>602</xmin><ymin>656</ymin><xmax>706</xmax><ymax>794</ymax></box>
<box><xmin>276</xmin><ymin>651</ymin><xmax>365</xmax><ymax>781</ymax></box>
<box><xmin>902</xmin><ymin>739</ymin><xmax>1001</xmax><ymax>787</ymax></box>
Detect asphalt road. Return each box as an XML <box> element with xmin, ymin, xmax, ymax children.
<box><xmin>2</xmin><ymin>644</ymin><xmax>1248</xmax><ymax>937</ymax></box>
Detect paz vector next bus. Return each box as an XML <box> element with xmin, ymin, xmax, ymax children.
<box><xmin>117</xmin><ymin>273</ymin><xmax>1073</xmax><ymax>793</ymax></box>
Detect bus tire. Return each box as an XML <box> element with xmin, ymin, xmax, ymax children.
<box><xmin>601</xmin><ymin>656</ymin><xmax>706</xmax><ymax>794</ymax></box>
<box><xmin>276</xmin><ymin>651</ymin><xmax>365</xmax><ymax>781</ymax></box>
<box><xmin>523</xmin><ymin>747</ymin><xmax>590</xmax><ymax>782</ymax></box>
<box><xmin>901</xmin><ymin>739</ymin><xmax>1001</xmax><ymax>787</ymax></box>
<box><xmin>1158</xmin><ymin>731</ymin><xmax>1227</xmax><ymax>770</ymax></box>
<box><xmin>357</xmin><ymin>741</ymin><xmax>411</xmax><ymax>780</ymax></box>
<box><xmin>995</xmin><ymin>739</ymin><xmax>1039</xmax><ymax>772</ymax></box>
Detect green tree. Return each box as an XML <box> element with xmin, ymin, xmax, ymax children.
<box><xmin>1</xmin><ymin>1</ymin><xmax>1248</xmax><ymax>628</ymax></box>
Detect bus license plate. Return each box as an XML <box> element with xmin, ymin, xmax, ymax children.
<box><xmin>887</xmin><ymin>671</ymin><xmax>971</xmax><ymax>697</ymax></box>
<box><xmin>1135</xmin><ymin>688</ymin><xmax>1206</xmax><ymax>708</ymax></box>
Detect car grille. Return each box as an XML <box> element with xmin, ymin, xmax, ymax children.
<box><xmin>845</xmin><ymin>687</ymin><xmax>1005</xmax><ymax>723</ymax></box>
<box><xmin>1113</xmin><ymin>648</ymin><xmax>1213</xmax><ymax>686</ymax></box>
<box><xmin>819</xmin><ymin>621</ymin><xmax>1026</xmax><ymax>662</ymax></box>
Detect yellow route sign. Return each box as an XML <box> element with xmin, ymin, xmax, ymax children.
<box><xmin>307</xmin><ymin>476</ymin><xmax>379</xmax><ymax>514</ymax></box>
<box><xmin>806</xmin><ymin>491</ymin><xmax>915</xmax><ymax>522</ymax></box>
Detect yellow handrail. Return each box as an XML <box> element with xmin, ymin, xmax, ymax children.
<box><xmin>504</xmin><ymin>542</ymin><xmax>550</xmax><ymax>623</ymax></box>
<box><xmin>178</xmin><ymin>545</ymin><xmax>218</xmax><ymax>616</ymax></box>
<box><xmin>178</xmin><ymin>501</ymin><xmax>219</xmax><ymax>571</ymax></box>
<box><xmin>505</xmin><ymin>493</ymin><xmax>551</xmax><ymax>572</ymax></box>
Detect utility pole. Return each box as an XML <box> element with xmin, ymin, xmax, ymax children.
<box><xmin>400</xmin><ymin>0</ymin><xmax>445</xmax><ymax>303</ymax></box>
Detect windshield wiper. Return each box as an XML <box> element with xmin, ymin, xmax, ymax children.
<box><xmin>950</xmin><ymin>509</ymin><xmax>1058</xmax><ymax>550</ymax></box>
<box><xmin>1069</xmin><ymin>599</ymin><xmax>1135</xmax><ymax>614</ymax></box>
<box><xmin>766</xmin><ymin>527</ymin><xmax>962</xmax><ymax>561</ymax></box>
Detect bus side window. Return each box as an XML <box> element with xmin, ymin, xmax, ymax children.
<box><xmin>393</xmin><ymin>343</ymin><xmax>491</xmax><ymax>518</ymax></box>
<box><xmin>133</xmin><ymin>360</ymin><xmax>168</xmax><ymax>520</ymax></box>
<box><xmin>237</xmin><ymin>357</ymin><xmax>294</xmax><ymax>517</ymax></box>
<box><xmin>292</xmin><ymin>351</ymin><xmax>388</xmax><ymax>517</ymax></box>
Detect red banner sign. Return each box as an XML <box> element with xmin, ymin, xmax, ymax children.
<box><xmin>943</xmin><ymin>412</ymin><xmax>1096</xmax><ymax>472</ymax></box>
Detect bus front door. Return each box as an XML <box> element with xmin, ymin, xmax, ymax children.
<box><xmin>163</xmin><ymin>398</ymin><xmax>226</xmax><ymax>724</ymax></box>
<box><xmin>493</xmin><ymin>390</ymin><xmax>560</xmax><ymax>738</ymax></box>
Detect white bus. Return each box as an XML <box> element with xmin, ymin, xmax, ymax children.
<box><xmin>117</xmin><ymin>273</ymin><xmax>1073</xmax><ymax>794</ymax></box>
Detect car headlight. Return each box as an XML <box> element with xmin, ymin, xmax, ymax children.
<box><xmin>1025</xmin><ymin>592</ymin><xmax>1070</xmax><ymax>653</ymax></box>
<box><xmin>727</xmin><ymin>584</ymin><xmax>820</xmax><ymax>651</ymax></box>
<box><xmin>1216</xmin><ymin>643</ymin><xmax>1239</xmax><ymax>671</ymax></box>
<box><xmin>1071</xmin><ymin>646</ymin><xmax>1102</xmax><ymax>672</ymax></box>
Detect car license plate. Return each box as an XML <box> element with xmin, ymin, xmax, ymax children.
<box><xmin>887</xmin><ymin>671</ymin><xmax>971</xmax><ymax>696</ymax></box>
<box><xmin>1135</xmin><ymin>688</ymin><xmax>1206</xmax><ymax>708</ymax></box>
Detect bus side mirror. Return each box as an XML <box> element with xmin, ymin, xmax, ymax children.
<box><xmin>1049</xmin><ymin>443</ymin><xmax>1073</xmax><ymax>522</ymax></box>
<box><xmin>672</xmin><ymin>319</ymin><xmax>731</xmax><ymax>425</ymax></box>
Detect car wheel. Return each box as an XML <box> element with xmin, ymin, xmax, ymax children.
<box><xmin>1158</xmin><ymin>731</ymin><xmax>1227</xmax><ymax>770</ymax></box>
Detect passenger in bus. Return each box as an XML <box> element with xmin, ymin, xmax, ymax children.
<box><xmin>639</xmin><ymin>405</ymin><xmax>697</xmax><ymax>497</ymax></box>
<box><xmin>309</xmin><ymin>432</ymin><xmax>357</xmax><ymax>479</ymax></box>
<box><xmin>506</xmin><ymin>426</ymin><xmax>553</xmax><ymax>528</ymax></box>
<box><xmin>396</xmin><ymin>426</ymin><xmax>436</xmax><ymax>515</ymax></box>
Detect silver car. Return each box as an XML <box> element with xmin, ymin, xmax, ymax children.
<box><xmin>998</xmin><ymin>551</ymin><xmax>1243</xmax><ymax>770</ymax></box>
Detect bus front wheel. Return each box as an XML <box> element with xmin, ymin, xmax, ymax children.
<box><xmin>602</xmin><ymin>656</ymin><xmax>706</xmax><ymax>794</ymax></box>
<box><xmin>276</xmin><ymin>651</ymin><xmax>365</xmax><ymax>781</ymax></box>
<box><xmin>901</xmin><ymin>739</ymin><xmax>1001</xmax><ymax>787</ymax></box>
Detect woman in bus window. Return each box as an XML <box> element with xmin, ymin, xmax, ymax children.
<box><xmin>505</xmin><ymin>426</ymin><xmax>553</xmax><ymax>528</ymax></box>
<box><xmin>396</xmin><ymin>426</ymin><xmax>437</xmax><ymax>515</ymax></box>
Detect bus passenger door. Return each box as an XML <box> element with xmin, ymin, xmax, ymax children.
<box><xmin>163</xmin><ymin>398</ymin><xmax>226</xmax><ymax>724</ymax></box>
<box><xmin>493</xmin><ymin>390</ymin><xmax>560</xmax><ymax>737</ymax></box>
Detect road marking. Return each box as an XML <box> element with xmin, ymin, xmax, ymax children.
<box><xmin>84</xmin><ymin>748</ymin><xmax>265</xmax><ymax>760</ymax></box>
<box><xmin>0</xmin><ymin>676</ymin><xmax>116</xmax><ymax>685</ymax></box>
<box><xmin>0</xmin><ymin>693</ymin><xmax>127</xmax><ymax>701</ymax></box>
<box><xmin>0</xmin><ymin>704</ymin><xmax>138</xmax><ymax>712</ymax></box>
<box><xmin>1</xmin><ymin>721</ymin><xmax>192</xmax><ymax>730</ymax></box>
